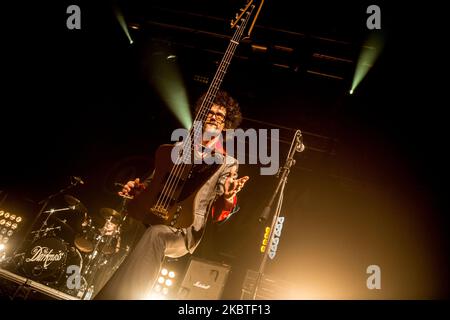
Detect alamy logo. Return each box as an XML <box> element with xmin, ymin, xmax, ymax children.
<box><xmin>66</xmin><ymin>265</ymin><xmax>81</xmax><ymax>290</ymax></box>
<box><xmin>66</xmin><ymin>5</ymin><xmax>81</xmax><ymax>30</ymax></box>
<box><xmin>366</xmin><ymin>5</ymin><xmax>381</xmax><ymax>30</ymax></box>
<box><xmin>366</xmin><ymin>265</ymin><xmax>381</xmax><ymax>289</ymax></box>
<box><xmin>170</xmin><ymin>121</ymin><xmax>279</xmax><ymax>175</ymax></box>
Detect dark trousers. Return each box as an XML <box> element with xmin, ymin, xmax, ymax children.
<box><xmin>94</xmin><ymin>224</ymin><xmax>189</xmax><ymax>300</ymax></box>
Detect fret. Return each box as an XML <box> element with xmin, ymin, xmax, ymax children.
<box><xmin>191</xmin><ymin>3</ymin><xmax>256</xmax><ymax>129</ymax></box>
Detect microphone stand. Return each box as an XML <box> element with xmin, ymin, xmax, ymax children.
<box><xmin>251</xmin><ymin>130</ymin><xmax>304</xmax><ymax>300</ymax></box>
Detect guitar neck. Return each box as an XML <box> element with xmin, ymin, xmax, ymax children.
<box><xmin>194</xmin><ymin>5</ymin><xmax>255</xmax><ymax>125</ymax></box>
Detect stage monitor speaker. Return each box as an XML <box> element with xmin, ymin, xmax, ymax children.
<box><xmin>240</xmin><ymin>269</ymin><xmax>295</xmax><ymax>300</ymax></box>
<box><xmin>177</xmin><ymin>257</ymin><xmax>231</xmax><ymax>300</ymax></box>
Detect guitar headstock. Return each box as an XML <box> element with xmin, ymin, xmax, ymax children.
<box><xmin>230</xmin><ymin>0</ymin><xmax>255</xmax><ymax>29</ymax></box>
<box><xmin>230</xmin><ymin>0</ymin><xmax>264</xmax><ymax>38</ymax></box>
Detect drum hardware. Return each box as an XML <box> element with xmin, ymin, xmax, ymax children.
<box><xmin>32</xmin><ymin>207</ymin><xmax>77</xmax><ymax>243</ymax></box>
<box><xmin>15</xmin><ymin>177</ymin><xmax>85</xmax><ymax>259</ymax></box>
<box><xmin>64</xmin><ymin>195</ymin><xmax>88</xmax><ymax>214</ymax></box>
<box><xmin>78</xmin><ymin>216</ymin><xmax>121</xmax><ymax>292</ymax></box>
<box><xmin>77</xmin><ymin>192</ymin><xmax>131</xmax><ymax>299</ymax></box>
<box><xmin>30</xmin><ymin>225</ymin><xmax>62</xmax><ymax>239</ymax></box>
<box><xmin>43</xmin><ymin>206</ymin><xmax>76</xmax><ymax>214</ymax></box>
<box><xmin>4</xmin><ymin>179</ymin><xmax>136</xmax><ymax>299</ymax></box>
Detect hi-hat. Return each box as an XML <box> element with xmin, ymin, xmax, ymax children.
<box><xmin>49</xmin><ymin>216</ymin><xmax>75</xmax><ymax>234</ymax></box>
<box><xmin>64</xmin><ymin>195</ymin><xmax>88</xmax><ymax>213</ymax></box>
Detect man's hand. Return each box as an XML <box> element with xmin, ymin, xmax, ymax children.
<box><xmin>118</xmin><ymin>178</ymin><xmax>145</xmax><ymax>197</ymax></box>
<box><xmin>224</xmin><ymin>170</ymin><xmax>249</xmax><ymax>202</ymax></box>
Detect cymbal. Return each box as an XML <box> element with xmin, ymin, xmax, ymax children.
<box><xmin>99</xmin><ymin>208</ymin><xmax>122</xmax><ymax>220</ymax></box>
<box><xmin>64</xmin><ymin>195</ymin><xmax>88</xmax><ymax>213</ymax></box>
<box><xmin>49</xmin><ymin>216</ymin><xmax>75</xmax><ymax>234</ymax></box>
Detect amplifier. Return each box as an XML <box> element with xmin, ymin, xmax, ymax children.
<box><xmin>240</xmin><ymin>269</ymin><xmax>294</xmax><ymax>300</ymax></box>
<box><xmin>177</xmin><ymin>257</ymin><xmax>231</xmax><ymax>300</ymax></box>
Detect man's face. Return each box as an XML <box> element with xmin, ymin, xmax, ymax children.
<box><xmin>203</xmin><ymin>104</ymin><xmax>226</xmax><ymax>137</ymax></box>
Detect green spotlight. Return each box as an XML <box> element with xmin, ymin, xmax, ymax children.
<box><xmin>350</xmin><ymin>33</ymin><xmax>384</xmax><ymax>94</ymax></box>
<box><xmin>149</xmin><ymin>50</ymin><xmax>192</xmax><ymax>129</ymax></box>
<box><xmin>114</xmin><ymin>5</ymin><xmax>133</xmax><ymax>45</ymax></box>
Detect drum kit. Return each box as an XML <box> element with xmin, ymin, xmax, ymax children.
<box><xmin>16</xmin><ymin>193</ymin><xmax>130</xmax><ymax>299</ymax></box>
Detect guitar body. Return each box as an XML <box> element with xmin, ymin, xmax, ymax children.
<box><xmin>126</xmin><ymin>144</ymin><xmax>221</xmax><ymax>228</ymax></box>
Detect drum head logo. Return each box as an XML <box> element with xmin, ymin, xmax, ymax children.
<box><xmin>25</xmin><ymin>246</ymin><xmax>65</xmax><ymax>268</ymax></box>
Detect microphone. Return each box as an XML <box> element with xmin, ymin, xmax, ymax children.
<box><xmin>295</xmin><ymin>132</ymin><xmax>305</xmax><ymax>152</ymax></box>
<box><xmin>71</xmin><ymin>176</ymin><xmax>85</xmax><ymax>185</ymax></box>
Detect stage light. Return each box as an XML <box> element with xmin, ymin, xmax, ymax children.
<box><xmin>0</xmin><ymin>211</ymin><xmax>23</xmax><ymax>249</ymax></box>
<box><xmin>0</xmin><ymin>210</ymin><xmax>4</xmax><ymax>217</ymax></box>
<box><xmin>350</xmin><ymin>33</ymin><xmax>384</xmax><ymax>94</ymax></box>
<box><xmin>149</xmin><ymin>50</ymin><xmax>191</xmax><ymax>129</ymax></box>
<box><xmin>0</xmin><ymin>243</ymin><xmax>5</xmax><ymax>263</ymax></box>
<box><xmin>150</xmin><ymin>263</ymin><xmax>179</xmax><ymax>299</ymax></box>
<box><xmin>114</xmin><ymin>5</ymin><xmax>133</xmax><ymax>45</ymax></box>
<box><xmin>260</xmin><ymin>226</ymin><xmax>271</xmax><ymax>253</ymax></box>
<box><xmin>147</xmin><ymin>292</ymin><xmax>166</xmax><ymax>300</ymax></box>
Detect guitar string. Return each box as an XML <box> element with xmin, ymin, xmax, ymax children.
<box><xmin>153</xmin><ymin>48</ymin><xmax>233</xmax><ymax>211</ymax></box>
<box><xmin>155</xmin><ymin>37</ymin><xmax>239</xmax><ymax>212</ymax></box>
<box><xmin>155</xmin><ymin>8</ymin><xmax>254</xmax><ymax>217</ymax></box>
<box><xmin>154</xmin><ymin>13</ymin><xmax>249</xmax><ymax>212</ymax></box>
<box><xmin>157</xmin><ymin>14</ymin><xmax>250</xmax><ymax>212</ymax></box>
<box><xmin>157</xmin><ymin>9</ymin><xmax>252</xmax><ymax>214</ymax></box>
<box><xmin>157</xmin><ymin>18</ymin><xmax>251</xmax><ymax>214</ymax></box>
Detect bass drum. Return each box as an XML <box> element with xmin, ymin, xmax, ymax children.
<box><xmin>22</xmin><ymin>237</ymin><xmax>83</xmax><ymax>288</ymax></box>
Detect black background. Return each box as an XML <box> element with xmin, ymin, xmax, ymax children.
<box><xmin>1</xmin><ymin>1</ymin><xmax>448</xmax><ymax>299</ymax></box>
